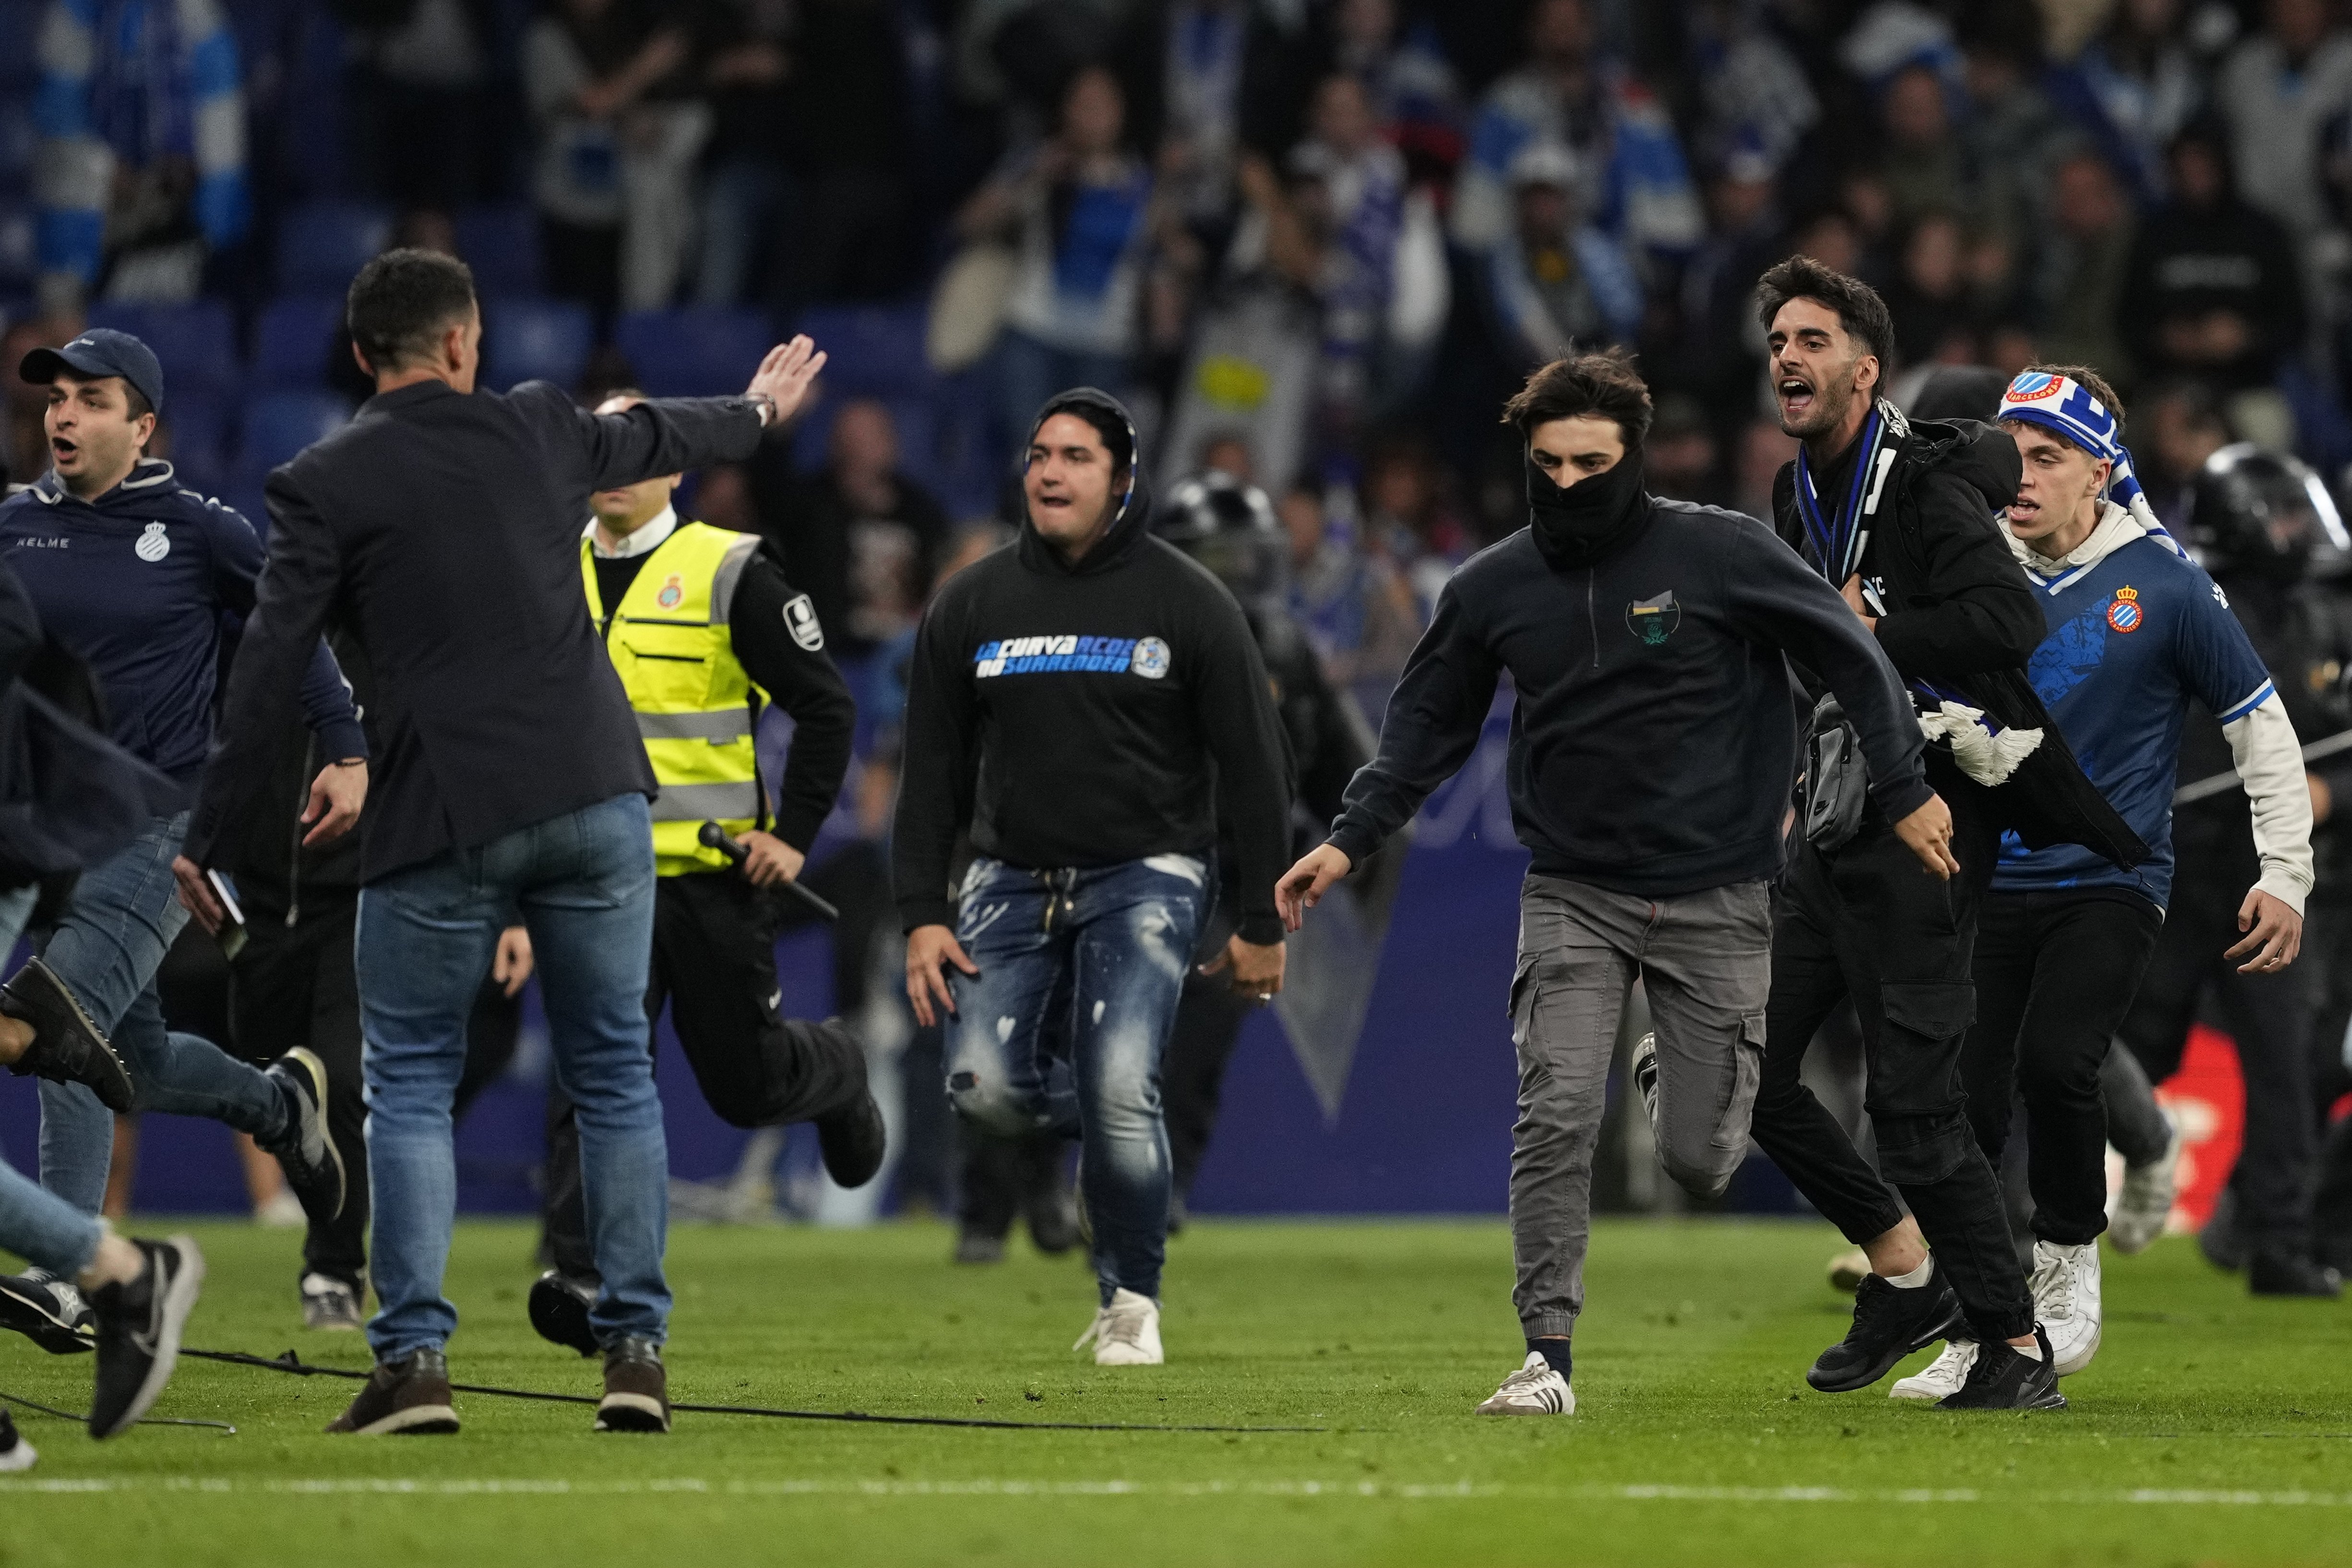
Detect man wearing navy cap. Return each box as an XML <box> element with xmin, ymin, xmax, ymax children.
<box><xmin>0</xmin><ymin>328</ymin><xmax>358</xmax><ymax>1355</ymax></box>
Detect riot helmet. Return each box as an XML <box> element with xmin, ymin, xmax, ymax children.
<box><xmin>1159</xmin><ymin>471</ymin><xmax>1288</xmax><ymax>601</ymax></box>
<box><xmin>2188</xmin><ymin>444</ymin><xmax>2352</xmax><ymax>584</ymax></box>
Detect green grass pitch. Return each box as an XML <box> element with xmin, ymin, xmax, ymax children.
<box><xmin>0</xmin><ymin>1215</ymin><xmax>2346</xmax><ymax>1566</ymax></box>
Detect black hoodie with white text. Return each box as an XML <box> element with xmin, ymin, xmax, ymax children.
<box><xmin>891</xmin><ymin>389</ymin><xmax>1294</xmax><ymax>944</ymax></box>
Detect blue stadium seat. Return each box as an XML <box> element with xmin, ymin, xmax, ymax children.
<box><xmin>275</xmin><ymin>200</ymin><xmax>392</xmax><ymax>295</ymax></box>
<box><xmin>250</xmin><ymin>294</ymin><xmax>347</xmax><ymax>391</ymax></box>
<box><xmin>792</xmin><ymin>303</ymin><xmax>933</xmax><ymax>397</ymax></box>
<box><xmin>614</xmin><ymin>308</ymin><xmax>771</xmax><ymax>398</ymax></box>
<box><xmin>482</xmin><ymin>298</ymin><xmax>593</xmax><ymax>393</ymax></box>
<box><xmin>239</xmin><ymin>391</ymin><xmax>352</xmax><ymax>477</ymax></box>
<box><xmin>85</xmin><ymin>300</ymin><xmax>240</xmax><ymax>402</ymax></box>
<box><xmin>454</xmin><ymin>203</ymin><xmax>543</xmax><ymax>298</ymax></box>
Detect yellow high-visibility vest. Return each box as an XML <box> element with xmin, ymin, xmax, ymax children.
<box><xmin>582</xmin><ymin>520</ymin><xmax>768</xmax><ymax>875</ymax></box>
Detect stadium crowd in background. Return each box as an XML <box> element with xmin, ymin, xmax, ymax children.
<box><xmin>3</xmin><ymin>0</ymin><xmax>2352</xmax><ymax>1369</ymax></box>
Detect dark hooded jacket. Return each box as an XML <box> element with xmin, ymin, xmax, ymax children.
<box><xmin>891</xmin><ymin>390</ymin><xmax>1294</xmax><ymax>944</ymax></box>
<box><xmin>1770</xmin><ymin>409</ymin><xmax>2148</xmax><ymax>865</ymax></box>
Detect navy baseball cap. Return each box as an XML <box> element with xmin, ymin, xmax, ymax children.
<box><xmin>19</xmin><ymin>328</ymin><xmax>166</xmax><ymax>415</ymax></box>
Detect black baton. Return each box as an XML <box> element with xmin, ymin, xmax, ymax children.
<box><xmin>698</xmin><ymin>821</ymin><xmax>841</xmax><ymax>921</ymax></box>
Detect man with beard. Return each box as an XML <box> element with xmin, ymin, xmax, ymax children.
<box><xmin>1277</xmin><ymin>350</ymin><xmax>1948</xmax><ymax>1417</ymax></box>
<box><xmin>1747</xmin><ymin>259</ymin><xmax>2145</xmax><ymax>1412</ymax></box>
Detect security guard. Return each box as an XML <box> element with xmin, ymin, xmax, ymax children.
<box><xmin>529</xmin><ymin>392</ymin><xmax>883</xmax><ymax>1354</ymax></box>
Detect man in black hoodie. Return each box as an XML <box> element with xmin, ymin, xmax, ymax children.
<box><xmin>1276</xmin><ymin>351</ymin><xmax>1945</xmax><ymax>1418</ymax></box>
<box><xmin>895</xmin><ymin>388</ymin><xmax>1291</xmax><ymax>1367</ymax></box>
<box><xmin>1749</xmin><ymin>258</ymin><xmax>2146</xmax><ymax>1413</ymax></box>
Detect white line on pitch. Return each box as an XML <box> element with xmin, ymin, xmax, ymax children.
<box><xmin>1</xmin><ymin>1478</ymin><xmax>2350</xmax><ymax>1506</ymax></box>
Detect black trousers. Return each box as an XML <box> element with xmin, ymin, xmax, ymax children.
<box><xmin>543</xmin><ymin>869</ymin><xmax>866</xmax><ymax>1279</ymax></box>
<box><xmin>2298</xmin><ymin>898</ymin><xmax>2352</xmax><ymax>1266</ymax></box>
<box><xmin>1963</xmin><ymin>889</ymin><xmax>2164</xmax><ymax>1246</ymax></box>
<box><xmin>1751</xmin><ymin>773</ymin><xmax>2037</xmax><ymax>1342</ymax></box>
<box><xmin>229</xmin><ymin>891</ymin><xmax>522</xmax><ymax>1292</ymax></box>
<box><xmin>1162</xmin><ymin>970</ymin><xmax>1254</xmax><ymax>1200</ymax></box>
<box><xmin>2117</xmin><ymin>855</ymin><xmax>2318</xmax><ymax>1253</ymax></box>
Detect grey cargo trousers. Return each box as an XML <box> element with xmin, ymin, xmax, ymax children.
<box><xmin>1510</xmin><ymin>872</ymin><xmax>1774</xmax><ymax>1338</ymax></box>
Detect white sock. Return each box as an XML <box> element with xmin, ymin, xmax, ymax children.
<box><xmin>1883</xmin><ymin>1257</ymin><xmax>1934</xmax><ymax>1289</ymax></box>
<box><xmin>2011</xmin><ymin>1338</ymin><xmax>2044</xmax><ymax>1361</ymax></box>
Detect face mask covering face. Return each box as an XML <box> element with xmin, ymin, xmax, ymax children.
<box><xmin>1526</xmin><ymin>448</ymin><xmax>1649</xmax><ymax>570</ymax></box>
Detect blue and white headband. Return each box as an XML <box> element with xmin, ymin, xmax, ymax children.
<box><xmin>1997</xmin><ymin>370</ymin><xmax>2147</xmax><ymax>513</ymax></box>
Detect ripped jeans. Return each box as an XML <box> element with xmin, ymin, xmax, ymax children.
<box><xmin>943</xmin><ymin>854</ymin><xmax>1208</xmax><ymax>1304</ymax></box>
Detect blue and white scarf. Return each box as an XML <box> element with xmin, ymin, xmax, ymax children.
<box><xmin>1791</xmin><ymin>399</ymin><xmax>1901</xmax><ymax>584</ymax></box>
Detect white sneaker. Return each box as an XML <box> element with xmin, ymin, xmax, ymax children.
<box><xmin>2108</xmin><ymin>1122</ymin><xmax>2180</xmax><ymax>1254</ymax></box>
<box><xmin>1631</xmin><ymin>1033</ymin><xmax>1660</xmax><ymax>1123</ymax></box>
<box><xmin>1073</xmin><ymin>1288</ymin><xmax>1162</xmax><ymax>1366</ymax></box>
<box><xmin>300</xmin><ymin>1272</ymin><xmax>365</xmax><ymax>1331</ymax></box>
<box><xmin>2031</xmin><ymin>1238</ymin><xmax>2102</xmax><ymax>1376</ymax></box>
<box><xmin>1475</xmin><ymin>1351</ymin><xmax>1575</xmax><ymax>1415</ymax></box>
<box><xmin>257</xmin><ymin>1188</ymin><xmax>307</xmax><ymax>1228</ymax></box>
<box><xmin>1889</xmin><ymin>1338</ymin><xmax>1977</xmax><ymax>1401</ymax></box>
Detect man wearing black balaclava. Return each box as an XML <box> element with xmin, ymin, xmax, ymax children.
<box><xmin>1277</xmin><ymin>350</ymin><xmax>1947</xmax><ymax>1418</ymax></box>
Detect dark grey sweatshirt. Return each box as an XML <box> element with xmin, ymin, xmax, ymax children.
<box><xmin>1325</xmin><ymin>496</ymin><xmax>1933</xmax><ymax>896</ymax></box>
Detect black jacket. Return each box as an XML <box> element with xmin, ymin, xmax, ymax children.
<box><xmin>1771</xmin><ymin>410</ymin><xmax>2147</xmax><ymax>866</ymax></box>
<box><xmin>184</xmin><ymin>380</ymin><xmax>767</xmax><ymax>881</ymax></box>
<box><xmin>1326</xmin><ymin>486</ymin><xmax>1933</xmax><ymax>898</ymax></box>
<box><xmin>892</xmin><ymin>389</ymin><xmax>1293</xmax><ymax>943</ymax></box>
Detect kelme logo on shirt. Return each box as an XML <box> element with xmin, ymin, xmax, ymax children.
<box><xmin>2107</xmin><ymin>585</ymin><xmax>2143</xmax><ymax>634</ymax></box>
<box><xmin>134</xmin><ymin>522</ymin><xmax>170</xmax><ymax>563</ymax></box>
<box><xmin>1625</xmin><ymin>590</ymin><xmax>1679</xmax><ymax>645</ymax></box>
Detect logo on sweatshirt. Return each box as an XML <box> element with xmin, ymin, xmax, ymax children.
<box><xmin>2107</xmin><ymin>585</ymin><xmax>2142</xmax><ymax>634</ymax></box>
<box><xmin>133</xmin><ymin>522</ymin><xmax>170</xmax><ymax>563</ymax></box>
<box><xmin>1131</xmin><ymin>637</ymin><xmax>1171</xmax><ymax>679</ymax></box>
<box><xmin>1625</xmin><ymin>590</ymin><xmax>1680</xmax><ymax>645</ymax></box>
<box><xmin>974</xmin><ymin>635</ymin><xmax>1156</xmax><ymax>678</ymax></box>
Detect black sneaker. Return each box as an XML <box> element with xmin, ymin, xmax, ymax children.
<box><xmin>1025</xmin><ymin>1160</ymin><xmax>1080</xmax><ymax>1257</ymax></box>
<box><xmin>87</xmin><ymin>1235</ymin><xmax>205</xmax><ymax>1438</ymax></box>
<box><xmin>2199</xmin><ymin>1188</ymin><xmax>2248</xmax><ymax>1272</ymax></box>
<box><xmin>2248</xmin><ymin>1248</ymin><xmax>2344</xmax><ymax>1297</ymax></box>
<box><xmin>953</xmin><ymin>1229</ymin><xmax>1006</xmax><ymax>1265</ymax></box>
<box><xmin>528</xmin><ymin>1270</ymin><xmax>600</xmax><ymax>1356</ymax></box>
<box><xmin>260</xmin><ymin>1048</ymin><xmax>346</xmax><ymax>1223</ymax></box>
<box><xmin>1806</xmin><ymin>1265</ymin><xmax>1966</xmax><ymax>1392</ymax></box>
<box><xmin>1936</xmin><ymin>1324</ymin><xmax>2067</xmax><ymax>1410</ymax></box>
<box><xmin>2</xmin><ymin>958</ymin><xmax>133</xmax><ymax>1114</ymax></box>
<box><xmin>814</xmin><ymin>1069</ymin><xmax>887</xmax><ymax>1190</ymax></box>
<box><xmin>0</xmin><ymin>1268</ymin><xmax>94</xmax><ymax>1354</ymax></box>
<box><xmin>594</xmin><ymin>1336</ymin><xmax>670</xmax><ymax>1433</ymax></box>
<box><xmin>325</xmin><ymin>1347</ymin><xmax>460</xmax><ymax>1435</ymax></box>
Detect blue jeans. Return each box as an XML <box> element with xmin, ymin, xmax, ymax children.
<box><xmin>0</xmin><ymin>885</ymin><xmax>104</xmax><ymax>1276</ymax></box>
<box><xmin>943</xmin><ymin>854</ymin><xmax>1207</xmax><ymax>1304</ymax></box>
<box><xmin>358</xmin><ymin>793</ymin><xmax>667</xmax><ymax>1361</ymax></box>
<box><xmin>37</xmin><ymin>810</ymin><xmax>288</xmax><ymax>1214</ymax></box>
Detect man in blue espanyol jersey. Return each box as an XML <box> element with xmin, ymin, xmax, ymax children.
<box><xmin>1888</xmin><ymin>366</ymin><xmax>2315</xmax><ymax>1402</ymax></box>
<box><xmin>0</xmin><ymin>330</ymin><xmax>354</xmax><ymax>1353</ymax></box>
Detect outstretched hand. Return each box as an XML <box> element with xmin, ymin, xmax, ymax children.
<box><xmin>746</xmin><ymin>335</ymin><xmax>827</xmax><ymax>427</ymax></box>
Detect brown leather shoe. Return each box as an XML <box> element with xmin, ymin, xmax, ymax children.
<box><xmin>325</xmin><ymin>1348</ymin><xmax>459</xmax><ymax>1435</ymax></box>
<box><xmin>594</xmin><ymin>1337</ymin><xmax>669</xmax><ymax>1433</ymax></box>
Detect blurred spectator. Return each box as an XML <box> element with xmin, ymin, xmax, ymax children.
<box><xmin>1114</xmin><ymin>0</ymin><xmax>1301</xmax><ymax>232</ymax></box>
<box><xmin>694</xmin><ymin>462</ymin><xmax>759</xmax><ymax>534</ymax></box>
<box><xmin>1683</xmin><ymin>0</ymin><xmax>1819</xmax><ymax>176</ymax></box>
<box><xmin>775</xmin><ymin>399</ymin><xmax>952</xmax><ymax>657</ymax></box>
<box><xmin>779</xmin><ymin>0</ymin><xmax>919</xmax><ymax>305</ymax></box>
<box><xmin>2138</xmin><ymin>378</ymin><xmax>2235</xmax><ymax>528</ymax></box>
<box><xmin>1197</xmin><ymin>433</ymin><xmax>1254</xmax><ymax>482</ymax></box>
<box><xmin>1450</xmin><ymin>0</ymin><xmax>1701</xmax><ymax>256</ymax></box>
<box><xmin>1645</xmin><ymin>393</ymin><xmax>1722</xmax><ymax>506</ymax></box>
<box><xmin>1882</xmin><ymin>210</ymin><xmax>1976</xmax><ymax>367</ymax></box>
<box><xmin>2059</xmin><ymin>0</ymin><xmax>2206</xmax><ymax>204</ymax></box>
<box><xmin>2215</xmin><ymin>0</ymin><xmax>2352</xmax><ymax>243</ymax></box>
<box><xmin>523</xmin><ymin>0</ymin><xmax>705</xmax><ymax>315</ymax></box>
<box><xmin>1279</xmin><ymin>482</ymin><xmax>1419</xmax><ymax>686</ymax></box>
<box><xmin>693</xmin><ymin>0</ymin><xmax>795</xmax><ymax>307</ymax></box>
<box><xmin>34</xmin><ymin>0</ymin><xmax>251</xmax><ymax>312</ymax></box>
<box><xmin>1359</xmin><ymin>435</ymin><xmax>1468</xmax><ymax>615</ymax></box>
<box><xmin>1955</xmin><ymin>2</ymin><xmax>2063</xmax><ymax>251</ymax></box>
<box><xmin>960</xmin><ymin>66</ymin><xmax>1163</xmax><ymax>455</ymax></box>
<box><xmin>1873</xmin><ymin>62</ymin><xmax>1970</xmax><ymax>232</ymax></box>
<box><xmin>1</xmin><ymin>313</ymin><xmax>75</xmax><ymax>484</ymax></box>
<box><xmin>1733</xmin><ymin>417</ymin><xmax>1797</xmax><ymax>523</ymax></box>
<box><xmin>1230</xmin><ymin>74</ymin><xmax>1448</xmax><ymax>437</ymax></box>
<box><xmin>1478</xmin><ymin>141</ymin><xmax>1641</xmax><ymax>370</ymax></box>
<box><xmin>1786</xmin><ymin>206</ymin><xmax>1866</xmax><ymax>281</ymax></box>
<box><xmin>1312</xmin><ymin>0</ymin><xmax>1462</xmax><ymax>186</ymax></box>
<box><xmin>2029</xmin><ymin>149</ymin><xmax>2137</xmax><ymax>385</ymax></box>
<box><xmin>1657</xmin><ymin>144</ymin><xmax>1781</xmax><ymax>435</ymax></box>
<box><xmin>2120</xmin><ymin>123</ymin><xmax>2304</xmax><ymax>440</ymax></box>
<box><xmin>343</xmin><ymin>0</ymin><xmax>500</xmax><ymax>209</ymax></box>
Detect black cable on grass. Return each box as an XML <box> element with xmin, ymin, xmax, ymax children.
<box><xmin>179</xmin><ymin>1347</ymin><xmax>1322</xmax><ymax>1434</ymax></box>
<box><xmin>0</xmin><ymin>1388</ymin><xmax>235</xmax><ymax>1433</ymax></box>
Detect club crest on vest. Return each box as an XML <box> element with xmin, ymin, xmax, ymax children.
<box><xmin>657</xmin><ymin>573</ymin><xmax>684</xmax><ymax>609</ymax></box>
<box><xmin>1626</xmin><ymin>590</ymin><xmax>1680</xmax><ymax>645</ymax></box>
<box><xmin>784</xmin><ymin>594</ymin><xmax>824</xmax><ymax>651</ymax></box>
